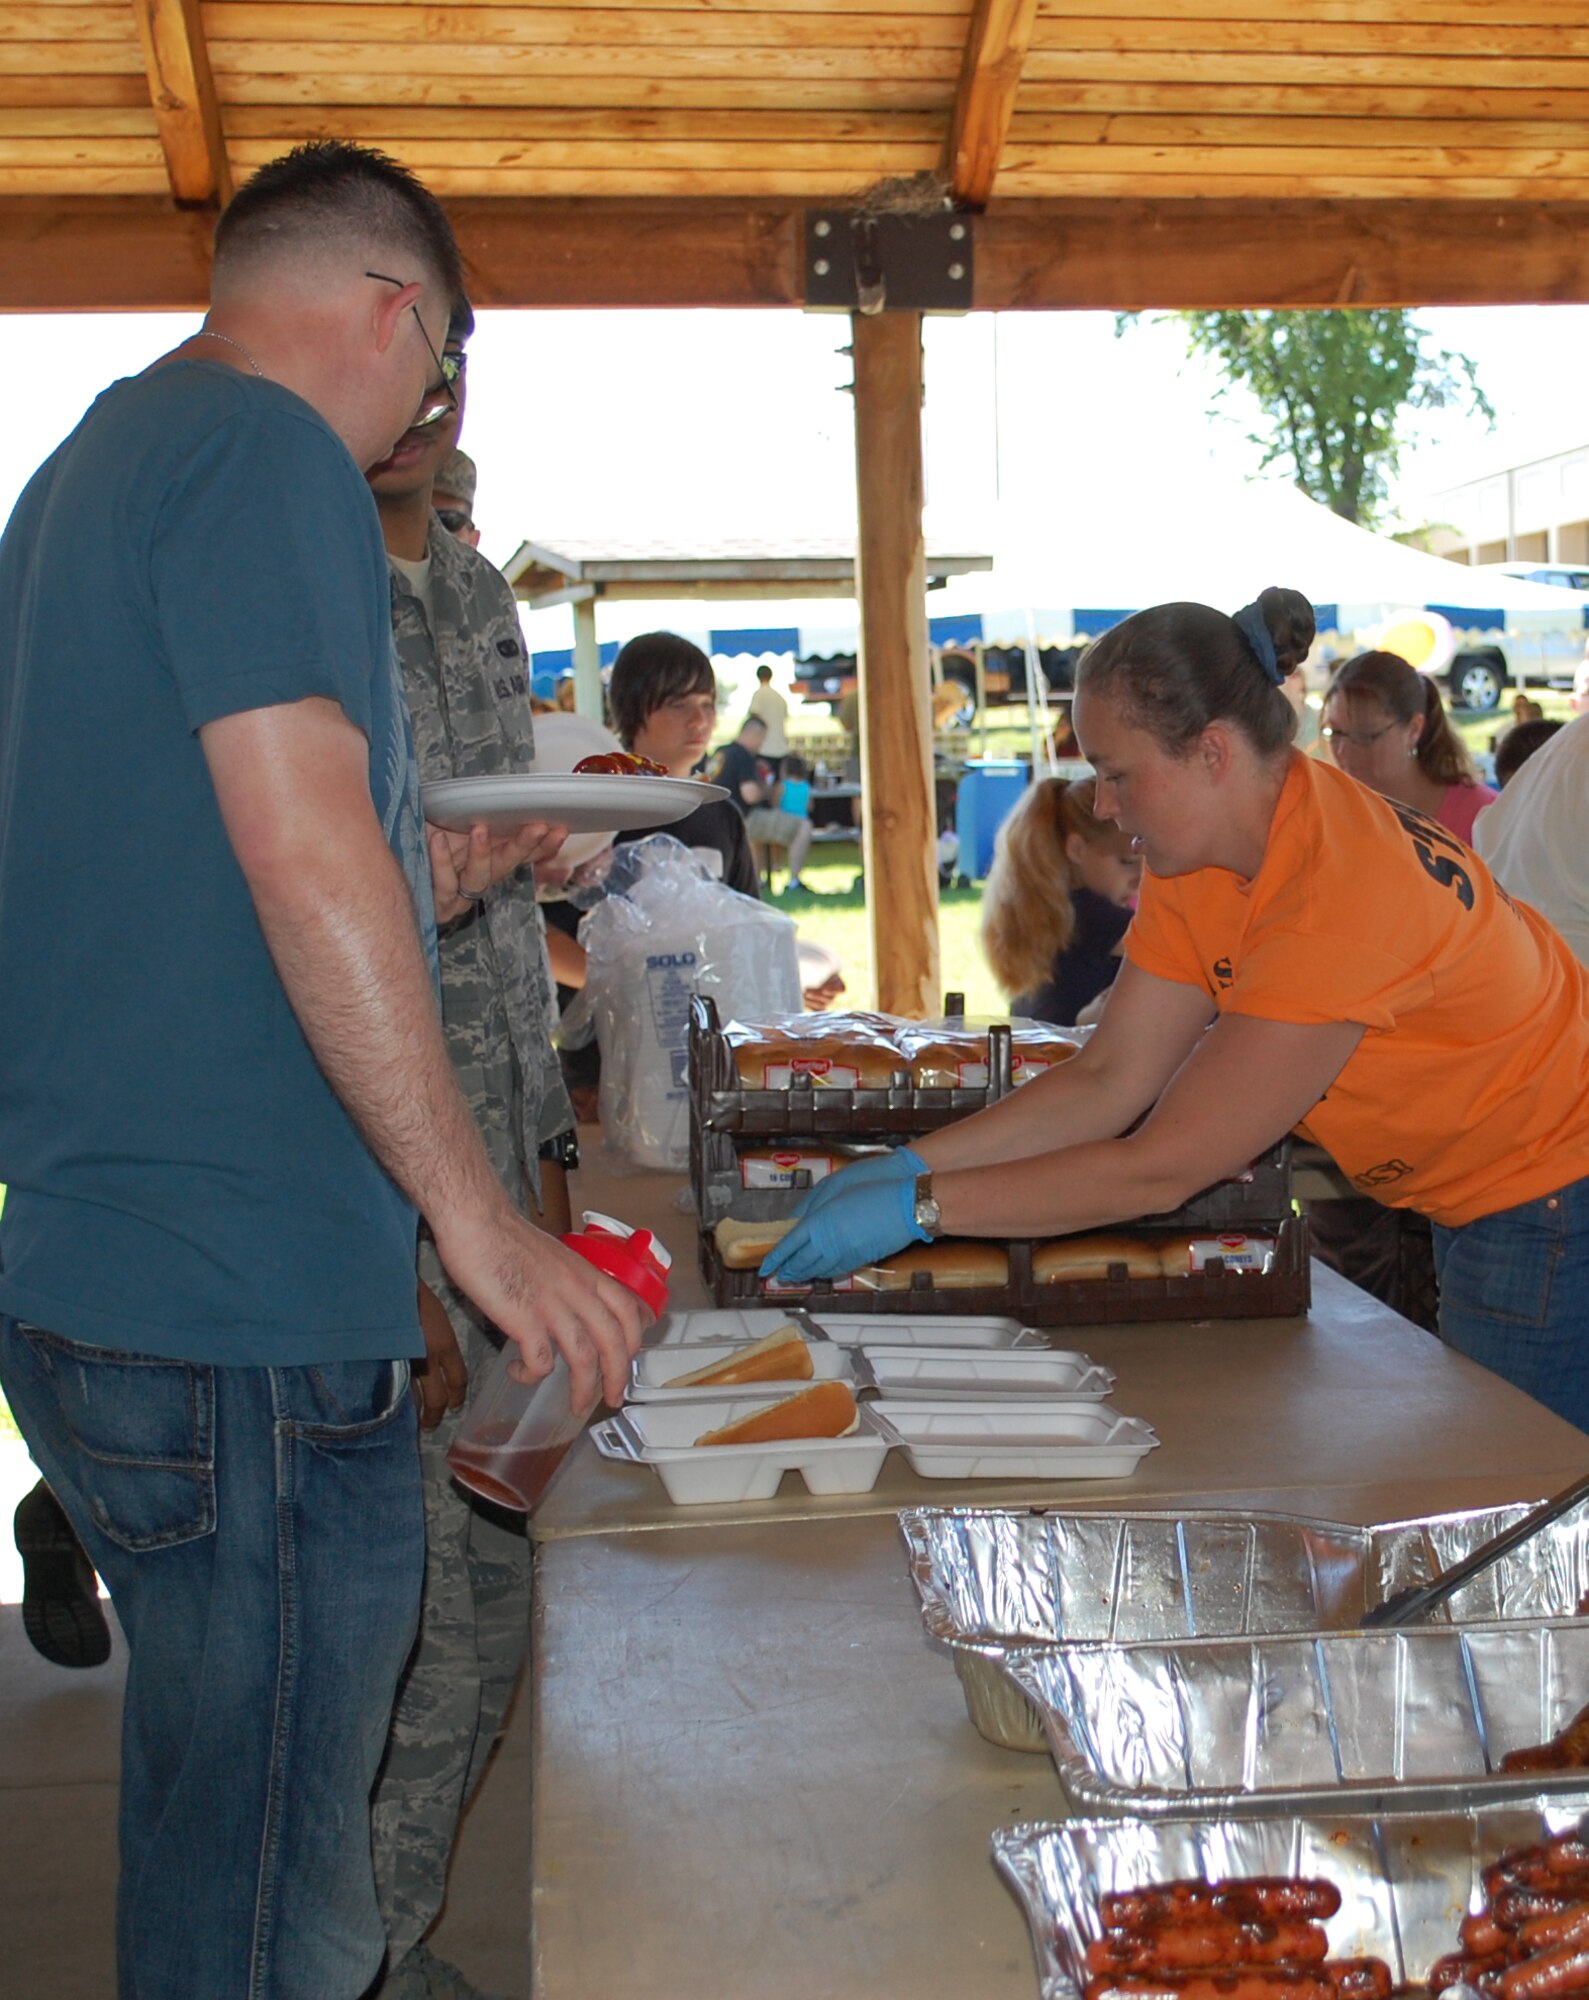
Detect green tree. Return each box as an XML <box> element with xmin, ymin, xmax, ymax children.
<box><xmin>1160</xmin><ymin>311</ymin><xmax>1492</xmax><ymax>528</ymax></box>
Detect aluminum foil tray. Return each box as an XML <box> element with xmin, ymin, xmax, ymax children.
<box><xmin>992</xmin><ymin>1801</ymin><xmax>1589</xmax><ymax>2000</ymax></box>
<box><xmin>1003</xmin><ymin>1621</ymin><xmax>1589</xmax><ymax>1817</ymax></box>
<box><xmin>899</xmin><ymin>1501</ymin><xmax>1589</xmax><ymax>1753</ymax></box>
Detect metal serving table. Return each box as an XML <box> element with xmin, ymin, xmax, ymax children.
<box><xmin>528</xmin><ymin>1149</ymin><xmax>1589</xmax><ymax>1999</ymax></box>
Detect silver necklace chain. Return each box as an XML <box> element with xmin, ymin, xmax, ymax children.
<box><xmin>194</xmin><ymin>328</ymin><xmax>264</xmax><ymax>377</ymax></box>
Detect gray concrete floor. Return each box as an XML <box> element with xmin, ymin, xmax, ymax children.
<box><xmin>0</xmin><ymin>1601</ymin><xmax>529</xmax><ymax>1998</ymax></box>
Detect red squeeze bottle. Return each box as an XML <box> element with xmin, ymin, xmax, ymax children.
<box><xmin>446</xmin><ymin>1211</ymin><xmax>671</xmax><ymax>1512</ymax></box>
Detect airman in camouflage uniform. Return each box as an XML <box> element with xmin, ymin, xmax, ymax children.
<box><xmin>369</xmin><ymin>506</ymin><xmax>574</xmax><ymax>2000</ymax></box>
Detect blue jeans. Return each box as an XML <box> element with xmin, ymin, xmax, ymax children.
<box><xmin>0</xmin><ymin>1319</ymin><xmax>425</xmax><ymax>2000</ymax></box>
<box><xmin>1433</xmin><ymin>1173</ymin><xmax>1589</xmax><ymax>1435</ymax></box>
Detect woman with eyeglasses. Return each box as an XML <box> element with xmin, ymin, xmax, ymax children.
<box><xmin>762</xmin><ymin>587</ymin><xmax>1589</xmax><ymax>1433</ymax></box>
<box><xmin>1322</xmin><ymin>649</ymin><xmax>1496</xmax><ymax>844</ymax></box>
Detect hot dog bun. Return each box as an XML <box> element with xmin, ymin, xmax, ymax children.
<box><xmin>693</xmin><ymin>1380</ymin><xmax>859</xmax><ymax>1448</ymax></box>
<box><xmin>668</xmin><ymin>1325</ymin><xmax>814</xmax><ymax>1389</ymax></box>
<box><xmin>861</xmin><ymin>1240</ymin><xmax>1009</xmax><ymax>1290</ymax></box>
<box><xmin>1033</xmin><ymin>1234</ymin><xmax>1163</xmax><ymax>1283</ymax></box>
<box><xmin>730</xmin><ymin>1038</ymin><xmax>902</xmax><ymax>1090</ymax></box>
<box><xmin>713</xmin><ymin>1216</ymin><xmax>796</xmax><ymax>1270</ymax></box>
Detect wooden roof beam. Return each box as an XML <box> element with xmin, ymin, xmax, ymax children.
<box><xmin>131</xmin><ymin>0</ymin><xmax>232</xmax><ymax>208</ymax></box>
<box><xmin>945</xmin><ymin>0</ymin><xmax>1041</xmax><ymax>208</ymax></box>
<box><xmin>9</xmin><ymin>197</ymin><xmax>1589</xmax><ymax>314</ymax></box>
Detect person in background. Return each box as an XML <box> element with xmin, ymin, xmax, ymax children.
<box><xmin>746</xmin><ymin>660</ymin><xmax>790</xmax><ymax>775</ymax></box>
<box><xmin>778</xmin><ymin>752</ymin><xmax>812</xmax><ymax>820</ymax></box>
<box><xmin>1476</xmin><ymin>711</ymin><xmax>1589</xmax><ymax>968</ymax></box>
<box><xmin>0</xmin><ymin>140</ymin><xmax>643</xmax><ymax>2000</ymax></box>
<box><xmin>607</xmin><ymin>631</ymin><xmax>759</xmax><ymax>895</ymax></box>
<box><xmin>709</xmin><ymin>712</ymin><xmax>815</xmax><ymax>890</ymax></box>
<box><xmin>1512</xmin><ymin>693</ymin><xmax>1546</xmax><ymax>726</ymax></box>
<box><xmin>979</xmin><ymin>776</ymin><xmax>1142</xmax><ymax>1028</ymax></box>
<box><xmin>12</xmin><ymin>1477</ymin><xmax>110</xmax><ymax>1669</ymax></box>
<box><xmin>1322</xmin><ymin>649</ymin><xmax>1496</xmax><ymax>843</ymax></box>
<box><xmin>431</xmin><ymin>443</ymin><xmax>481</xmax><ymax>547</ymax></box>
<box><xmin>366</xmin><ymin>297</ymin><xmax>575</xmax><ymax>2000</ymax></box>
<box><xmin>1493</xmin><ymin>717</ymin><xmax>1565</xmax><ymax>788</ymax></box>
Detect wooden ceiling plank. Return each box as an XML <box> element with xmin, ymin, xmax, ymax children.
<box><xmin>205</xmin><ymin>41</ymin><xmax>963</xmax><ymax>80</ymax></box>
<box><xmin>221</xmin><ymin>104</ymin><xmax>950</xmax><ymax>141</ymax></box>
<box><xmin>0</xmin><ymin>137</ymin><xmax>166</xmax><ymax>162</ymax></box>
<box><xmin>280</xmin><ymin>0</ymin><xmax>979</xmax><ymax>11</ymax></box>
<box><xmin>1022</xmin><ymin>52</ymin><xmax>1589</xmax><ymax>85</ymax></box>
<box><xmin>131</xmin><ymin>0</ymin><xmax>232</xmax><ymax>204</ymax></box>
<box><xmin>945</xmin><ymin>0</ymin><xmax>1040</xmax><ymax>204</ymax></box>
<box><xmin>0</xmin><ymin>105</ymin><xmax>158</xmax><ymax>131</ymax></box>
<box><xmin>227</xmin><ymin>137</ymin><xmax>940</xmax><ymax>169</ymax></box>
<box><xmin>217</xmin><ymin>71</ymin><xmax>954</xmax><ymax>107</ymax></box>
<box><xmin>3</xmin><ymin>8</ymin><xmax>142</xmax><ymax>40</ymax></box>
<box><xmin>1038</xmin><ymin>0</ymin><xmax>1589</xmax><ymax>18</ymax></box>
<box><xmin>0</xmin><ymin>166</ymin><xmax>174</xmax><ymax>191</ymax></box>
<box><xmin>1010</xmin><ymin>112</ymin><xmax>1589</xmax><ymax>148</ymax></box>
<box><xmin>1017</xmin><ymin>81</ymin><xmax>1589</xmax><ymax>117</ymax></box>
<box><xmin>999</xmin><ymin>143</ymin><xmax>1589</xmax><ymax>174</ymax></box>
<box><xmin>0</xmin><ymin>73</ymin><xmax>152</xmax><ymax>103</ymax></box>
<box><xmin>1031</xmin><ymin>20</ymin><xmax>1589</xmax><ymax>55</ymax></box>
<box><xmin>0</xmin><ymin>41</ymin><xmax>144</xmax><ymax>71</ymax></box>
<box><xmin>994</xmin><ymin>170</ymin><xmax>1589</xmax><ymax>196</ymax></box>
<box><xmin>204</xmin><ymin>5</ymin><xmax>973</xmax><ymax>50</ymax></box>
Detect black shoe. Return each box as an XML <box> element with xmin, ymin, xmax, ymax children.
<box><xmin>13</xmin><ymin>1481</ymin><xmax>112</xmax><ymax>1669</ymax></box>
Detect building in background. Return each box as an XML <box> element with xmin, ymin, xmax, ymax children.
<box><xmin>1425</xmin><ymin>444</ymin><xmax>1589</xmax><ymax>572</ymax></box>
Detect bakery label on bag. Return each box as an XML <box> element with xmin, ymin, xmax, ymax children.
<box><xmin>1177</xmin><ymin>1235</ymin><xmax>1276</xmax><ymax>1275</ymax></box>
<box><xmin>761</xmin><ymin>1056</ymin><xmax>861</xmax><ymax>1090</ymax></box>
<box><xmin>762</xmin><ymin>1273</ymin><xmax>857</xmax><ymax>1295</ymax></box>
<box><xmin>739</xmin><ymin>1150</ymin><xmax>838</xmax><ymax>1191</ymax></box>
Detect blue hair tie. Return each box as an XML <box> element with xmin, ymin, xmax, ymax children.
<box><xmin>1232</xmin><ymin>600</ymin><xmax>1285</xmax><ymax>686</ymax></box>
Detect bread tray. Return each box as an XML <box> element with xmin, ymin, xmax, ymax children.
<box><xmin>868</xmin><ymin>1401</ymin><xmax>1159</xmax><ymax>1482</ymax></box>
<box><xmin>992</xmin><ymin>1801</ymin><xmax>1589</xmax><ymax>2000</ymax></box>
<box><xmin>589</xmin><ymin>1392</ymin><xmax>890</xmax><ymax>1504</ymax></box>
<box><xmin>647</xmin><ymin>1305</ymin><xmax>1044</xmax><ymax>1348</ymax></box>
<box><xmin>899</xmin><ymin>1499</ymin><xmax>1589</xmax><ymax>1754</ymax></box>
<box><xmin>1003</xmin><ymin>1619</ymin><xmax>1589</xmax><ymax>1817</ymax></box>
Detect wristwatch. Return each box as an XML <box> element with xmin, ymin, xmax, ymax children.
<box><xmin>912</xmin><ymin>1172</ymin><xmax>943</xmax><ymax>1240</ymax></box>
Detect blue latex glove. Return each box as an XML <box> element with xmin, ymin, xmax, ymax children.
<box><xmin>760</xmin><ymin>1176</ymin><xmax>928</xmax><ymax>1285</ymax></box>
<box><xmin>790</xmin><ymin>1144</ymin><xmax>927</xmax><ymax>1221</ymax></box>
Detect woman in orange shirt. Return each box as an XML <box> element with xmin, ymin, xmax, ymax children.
<box><xmin>764</xmin><ymin>589</ymin><xmax>1589</xmax><ymax>1428</ymax></box>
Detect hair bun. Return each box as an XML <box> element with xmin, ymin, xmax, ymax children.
<box><xmin>1258</xmin><ymin>586</ymin><xmax>1316</xmax><ymax>676</ymax></box>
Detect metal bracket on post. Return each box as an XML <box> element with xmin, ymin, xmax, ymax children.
<box><xmin>804</xmin><ymin>211</ymin><xmax>974</xmax><ymax>314</ymax></box>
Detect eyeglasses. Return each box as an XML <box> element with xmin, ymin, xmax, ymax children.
<box><xmin>365</xmin><ymin>270</ymin><xmax>458</xmax><ymax>428</ymax></box>
<box><xmin>1323</xmin><ymin>722</ymin><xmax>1397</xmax><ymax>751</ymax></box>
<box><xmin>434</xmin><ymin>507</ymin><xmax>473</xmax><ymax>533</ymax></box>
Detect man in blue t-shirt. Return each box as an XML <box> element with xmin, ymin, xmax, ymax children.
<box><xmin>0</xmin><ymin>143</ymin><xmax>644</xmax><ymax>2000</ymax></box>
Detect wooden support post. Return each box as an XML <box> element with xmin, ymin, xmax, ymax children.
<box><xmin>851</xmin><ymin>310</ymin><xmax>940</xmax><ymax>1020</ymax></box>
<box><xmin>571</xmin><ymin>596</ymin><xmax>604</xmax><ymax>721</ymax></box>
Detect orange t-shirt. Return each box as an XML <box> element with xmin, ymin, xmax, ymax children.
<box><xmin>1125</xmin><ymin>753</ymin><xmax>1589</xmax><ymax>1226</ymax></box>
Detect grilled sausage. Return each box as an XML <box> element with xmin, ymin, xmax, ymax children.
<box><xmin>1100</xmin><ymin>1882</ymin><xmax>1342</xmax><ymax>1931</ymax></box>
<box><xmin>1085</xmin><ymin>1924</ymin><xmax>1330</xmax><ymax>1973</ymax></box>
<box><xmin>1498</xmin><ymin>1941</ymin><xmax>1589</xmax><ymax>2000</ymax></box>
<box><xmin>1084</xmin><ymin>1972</ymin><xmax>1335</xmax><ymax>2000</ymax></box>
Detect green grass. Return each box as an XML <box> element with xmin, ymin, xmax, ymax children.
<box><xmin>771</xmin><ymin>839</ymin><xmax>1007</xmax><ymax>1016</ymax></box>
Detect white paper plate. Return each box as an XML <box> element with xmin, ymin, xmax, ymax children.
<box><xmin>868</xmin><ymin>1400</ymin><xmax>1160</xmax><ymax>1481</ymax></box>
<box><xmin>420</xmin><ymin>772</ymin><xmax>726</xmax><ymax>835</ymax></box>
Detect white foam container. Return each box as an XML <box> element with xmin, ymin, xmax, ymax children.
<box><xmin>868</xmin><ymin>1400</ymin><xmax>1160</xmax><ymax>1481</ymax></box>
<box><xmin>628</xmin><ymin>1341</ymin><xmax>1115</xmax><ymax>1404</ymax></box>
<box><xmin>590</xmin><ymin>1391</ymin><xmax>891</xmax><ymax>1504</ymax></box>
<box><xmin>862</xmin><ymin>1348</ymin><xmax>1115</xmax><ymax>1402</ymax></box>
<box><xmin>647</xmin><ymin>1306</ymin><xmax>1042</xmax><ymax>1348</ymax></box>
<box><xmin>628</xmin><ymin>1340</ymin><xmax>852</xmax><ymax>1402</ymax></box>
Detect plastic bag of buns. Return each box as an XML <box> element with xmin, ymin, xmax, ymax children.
<box><xmin>722</xmin><ymin>1011</ymin><xmax>908</xmax><ymax>1091</ymax></box>
<box><xmin>896</xmin><ymin>1017</ymin><xmax>1090</xmax><ymax>1090</ymax></box>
